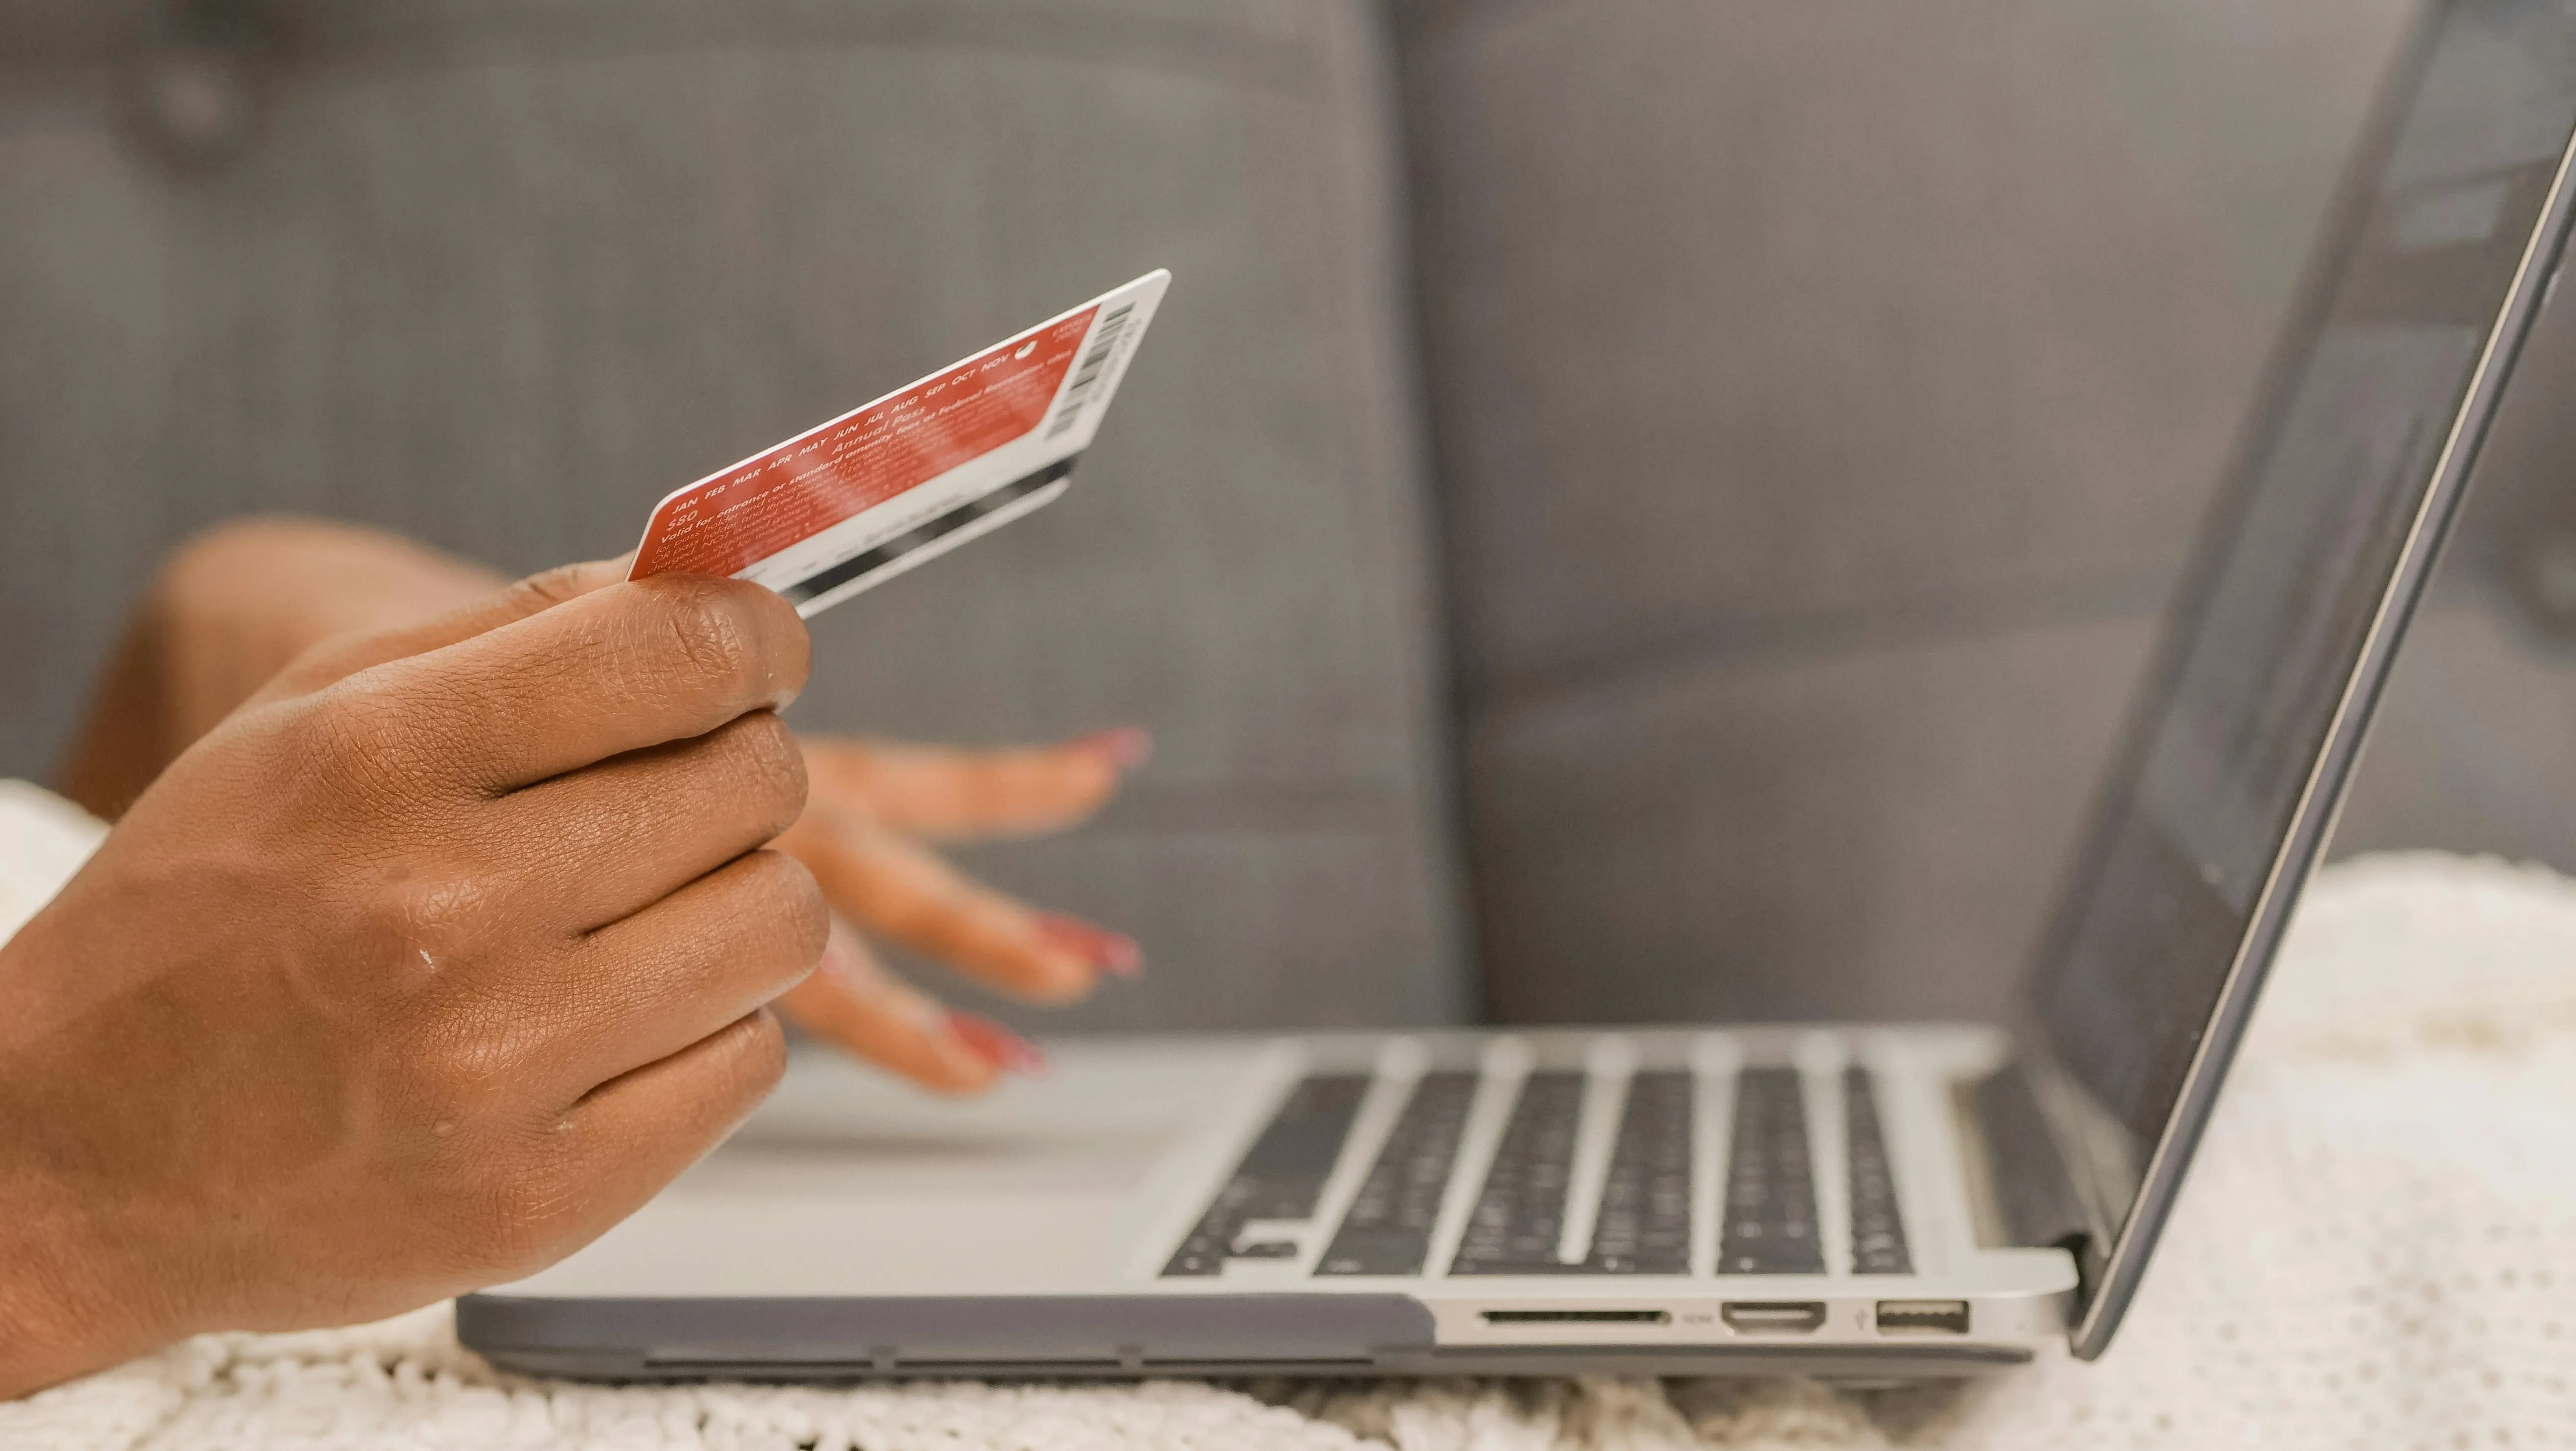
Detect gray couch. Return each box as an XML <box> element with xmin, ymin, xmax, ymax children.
<box><xmin>6</xmin><ymin>0</ymin><xmax>2573</xmax><ymax>1034</ymax></box>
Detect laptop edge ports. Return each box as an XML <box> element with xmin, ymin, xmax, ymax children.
<box><xmin>1479</xmin><ymin>1309</ymin><xmax>1671</xmax><ymax>1325</ymax></box>
<box><xmin>1718</xmin><ymin>1301</ymin><xmax>1827</xmax><ymax>1334</ymax></box>
<box><xmin>1874</xmin><ymin>1299</ymin><xmax>1972</xmax><ymax>1335</ymax></box>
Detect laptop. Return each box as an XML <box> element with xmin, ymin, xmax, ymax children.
<box><xmin>460</xmin><ymin>0</ymin><xmax>2576</xmax><ymax>1379</ymax></box>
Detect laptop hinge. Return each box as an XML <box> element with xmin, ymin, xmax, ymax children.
<box><xmin>1964</xmin><ymin>1062</ymin><xmax>2095</xmax><ymax>1275</ymax></box>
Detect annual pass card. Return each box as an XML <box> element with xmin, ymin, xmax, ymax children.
<box><xmin>629</xmin><ymin>270</ymin><xmax>1170</xmax><ymax>617</ymax></box>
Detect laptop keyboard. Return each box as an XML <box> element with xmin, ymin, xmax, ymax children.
<box><xmin>1171</xmin><ymin>1053</ymin><xmax>1915</xmax><ymax>1280</ymax></box>
<box><xmin>1580</xmin><ymin>1070</ymin><xmax>1695</xmax><ymax>1274</ymax></box>
<box><xmin>1718</xmin><ymin>1067</ymin><xmax>1824</xmax><ymax>1274</ymax></box>
<box><xmin>1317</xmin><ymin>1072</ymin><xmax>1479</xmax><ymax>1276</ymax></box>
<box><xmin>1843</xmin><ymin>1065</ymin><xmax>1914</xmax><ymax>1274</ymax></box>
<box><xmin>1161</xmin><ymin>1074</ymin><xmax>1370</xmax><ymax>1277</ymax></box>
<box><xmin>1449</xmin><ymin>1072</ymin><xmax>1588</xmax><ymax>1274</ymax></box>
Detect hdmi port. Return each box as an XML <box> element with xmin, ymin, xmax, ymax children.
<box><xmin>1719</xmin><ymin>1301</ymin><xmax>1827</xmax><ymax>1334</ymax></box>
<box><xmin>1482</xmin><ymin>1309</ymin><xmax>1671</xmax><ymax>1325</ymax></box>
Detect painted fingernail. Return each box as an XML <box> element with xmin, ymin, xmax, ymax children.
<box><xmin>1068</xmin><ymin>726</ymin><xmax>1152</xmax><ymax>769</ymax></box>
<box><xmin>945</xmin><ymin>1013</ymin><xmax>1050</xmax><ymax>1078</ymax></box>
<box><xmin>1035</xmin><ymin>912</ymin><xmax>1144</xmax><ymax>978</ymax></box>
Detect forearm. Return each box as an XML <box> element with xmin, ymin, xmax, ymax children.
<box><xmin>58</xmin><ymin>519</ymin><xmax>506</xmax><ymax>818</ymax></box>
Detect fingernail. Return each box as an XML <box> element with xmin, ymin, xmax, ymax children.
<box><xmin>1035</xmin><ymin>913</ymin><xmax>1144</xmax><ymax>978</ymax></box>
<box><xmin>945</xmin><ymin>1012</ymin><xmax>1050</xmax><ymax>1078</ymax></box>
<box><xmin>818</xmin><ymin>943</ymin><xmax>862</xmax><ymax>986</ymax></box>
<box><xmin>818</xmin><ymin>916</ymin><xmax>871</xmax><ymax>985</ymax></box>
<box><xmin>1068</xmin><ymin>726</ymin><xmax>1152</xmax><ymax>769</ymax></box>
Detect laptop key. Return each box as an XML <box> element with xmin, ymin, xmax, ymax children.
<box><xmin>1449</xmin><ymin>1071</ymin><xmax>1587</xmax><ymax>1275</ymax></box>
<box><xmin>1316</xmin><ymin>1071</ymin><xmax>1479</xmax><ymax>1277</ymax></box>
<box><xmin>1844</xmin><ymin>1066</ymin><xmax>1914</xmax><ymax>1275</ymax></box>
<box><xmin>1582</xmin><ymin>1070</ymin><xmax>1694</xmax><ymax>1274</ymax></box>
<box><xmin>1161</xmin><ymin>1074</ymin><xmax>1370</xmax><ymax>1277</ymax></box>
<box><xmin>1719</xmin><ymin>1067</ymin><xmax>1825</xmax><ymax>1275</ymax></box>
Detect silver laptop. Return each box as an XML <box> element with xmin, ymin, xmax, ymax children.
<box><xmin>461</xmin><ymin>0</ymin><xmax>2576</xmax><ymax>1380</ymax></box>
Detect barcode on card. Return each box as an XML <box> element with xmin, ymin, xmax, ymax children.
<box><xmin>1045</xmin><ymin>303</ymin><xmax>1135</xmax><ymax>439</ymax></box>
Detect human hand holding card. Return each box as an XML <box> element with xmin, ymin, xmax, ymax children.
<box><xmin>630</xmin><ymin>270</ymin><xmax>1170</xmax><ymax>615</ymax></box>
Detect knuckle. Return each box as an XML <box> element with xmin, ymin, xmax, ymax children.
<box><xmin>295</xmin><ymin>685</ymin><xmax>386</xmax><ymax>764</ymax></box>
<box><xmin>465</xmin><ymin>1152</ymin><xmax>586</xmax><ymax>1272</ymax></box>
<box><xmin>406</xmin><ymin>1042</ymin><xmax>519</xmax><ymax>1130</ymax></box>
<box><xmin>645</xmin><ymin>576</ymin><xmax>763</xmax><ymax>695</ymax></box>
<box><xmin>396</xmin><ymin>991</ymin><xmax>559</xmax><ymax>1131</ymax></box>
<box><xmin>741</xmin><ymin>849</ymin><xmax>830</xmax><ymax>963</ymax></box>
<box><xmin>716</xmin><ymin>712</ymin><xmax>808</xmax><ymax>830</ymax></box>
<box><xmin>279</xmin><ymin>689</ymin><xmax>440</xmax><ymax>818</ymax></box>
<box><xmin>630</xmin><ymin>575</ymin><xmax>809</xmax><ymax>705</ymax></box>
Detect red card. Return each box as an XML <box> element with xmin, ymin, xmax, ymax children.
<box><xmin>630</xmin><ymin>270</ymin><xmax>1169</xmax><ymax>616</ymax></box>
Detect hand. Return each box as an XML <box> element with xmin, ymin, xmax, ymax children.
<box><xmin>56</xmin><ymin>517</ymin><xmax>1147</xmax><ymax>1096</ymax></box>
<box><xmin>0</xmin><ymin>563</ymin><xmax>824</xmax><ymax>1395</ymax></box>
<box><xmin>777</xmin><ymin>727</ymin><xmax>1148</xmax><ymax>1092</ymax></box>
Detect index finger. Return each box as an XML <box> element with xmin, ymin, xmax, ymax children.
<box><xmin>802</xmin><ymin>730</ymin><xmax>1142</xmax><ymax>841</ymax></box>
<box><xmin>345</xmin><ymin>572</ymin><xmax>810</xmax><ymax>794</ymax></box>
<box><xmin>250</xmin><ymin>556</ymin><xmax>629</xmax><ymax>709</ymax></box>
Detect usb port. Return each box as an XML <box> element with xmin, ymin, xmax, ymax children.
<box><xmin>1481</xmin><ymin>1309</ymin><xmax>1671</xmax><ymax>1325</ymax></box>
<box><xmin>1719</xmin><ymin>1301</ymin><xmax>1827</xmax><ymax>1334</ymax></box>
<box><xmin>1875</xmin><ymin>1299</ymin><xmax>1971</xmax><ymax>1335</ymax></box>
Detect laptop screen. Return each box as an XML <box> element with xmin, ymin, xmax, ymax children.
<box><xmin>2022</xmin><ymin>0</ymin><xmax>2576</xmax><ymax>1350</ymax></box>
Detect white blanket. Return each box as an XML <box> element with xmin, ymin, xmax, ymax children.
<box><xmin>3</xmin><ymin>778</ymin><xmax>2573</xmax><ymax>1449</ymax></box>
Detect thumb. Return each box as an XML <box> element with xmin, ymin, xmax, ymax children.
<box><xmin>247</xmin><ymin>555</ymin><xmax>635</xmax><ymax>708</ymax></box>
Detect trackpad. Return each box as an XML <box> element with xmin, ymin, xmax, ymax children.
<box><xmin>499</xmin><ymin>1040</ymin><xmax>1276</xmax><ymax>1298</ymax></box>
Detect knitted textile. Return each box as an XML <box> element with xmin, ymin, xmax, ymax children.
<box><xmin>3</xmin><ymin>777</ymin><xmax>2572</xmax><ymax>1448</ymax></box>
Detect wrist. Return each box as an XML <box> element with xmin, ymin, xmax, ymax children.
<box><xmin>0</xmin><ymin>1170</ymin><xmax>171</xmax><ymax>1399</ymax></box>
<box><xmin>0</xmin><ymin>932</ymin><xmax>188</xmax><ymax>1399</ymax></box>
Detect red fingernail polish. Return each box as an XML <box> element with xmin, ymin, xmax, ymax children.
<box><xmin>1069</xmin><ymin>726</ymin><xmax>1152</xmax><ymax>769</ymax></box>
<box><xmin>1035</xmin><ymin>913</ymin><xmax>1144</xmax><ymax>977</ymax></box>
<box><xmin>945</xmin><ymin>1013</ymin><xmax>1050</xmax><ymax>1078</ymax></box>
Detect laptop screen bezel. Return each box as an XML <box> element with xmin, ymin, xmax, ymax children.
<box><xmin>2042</xmin><ymin>8</ymin><xmax>2576</xmax><ymax>1361</ymax></box>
